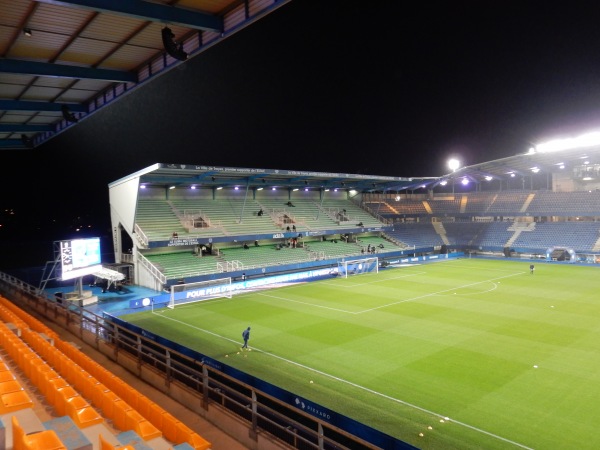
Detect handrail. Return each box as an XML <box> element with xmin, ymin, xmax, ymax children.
<box><xmin>0</xmin><ymin>271</ymin><xmax>390</xmax><ymax>450</ymax></box>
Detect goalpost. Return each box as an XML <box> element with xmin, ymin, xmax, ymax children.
<box><xmin>336</xmin><ymin>257</ymin><xmax>378</xmax><ymax>278</ymax></box>
<box><xmin>167</xmin><ymin>277</ymin><xmax>232</xmax><ymax>309</ymax></box>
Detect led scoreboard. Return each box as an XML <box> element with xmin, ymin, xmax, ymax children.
<box><xmin>60</xmin><ymin>237</ymin><xmax>102</xmax><ymax>281</ymax></box>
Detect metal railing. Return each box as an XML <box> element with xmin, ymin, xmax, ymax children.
<box><xmin>0</xmin><ymin>271</ymin><xmax>402</xmax><ymax>450</ymax></box>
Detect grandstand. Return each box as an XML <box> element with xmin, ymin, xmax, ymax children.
<box><xmin>110</xmin><ymin>158</ymin><xmax>600</xmax><ymax>293</ymax></box>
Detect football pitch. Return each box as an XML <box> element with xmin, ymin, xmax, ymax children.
<box><xmin>121</xmin><ymin>258</ymin><xmax>600</xmax><ymax>449</ymax></box>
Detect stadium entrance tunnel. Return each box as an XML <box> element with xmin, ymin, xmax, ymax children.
<box><xmin>546</xmin><ymin>247</ymin><xmax>576</xmax><ymax>262</ymax></box>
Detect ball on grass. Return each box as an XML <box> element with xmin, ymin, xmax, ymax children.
<box><xmin>419</xmin><ymin>433</ymin><xmax>424</xmax><ymax>437</ymax></box>
<box><xmin>533</xmin><ymin>365</ymin><xmax>538</xmax><ymax>368</ymax></box>
<box><xmin>310</xmin><ymin>380</ymin><xmax>313</xmax><ymax>384</ymax></box>
<box><xmin>225</xmin><ymin>355</ymin><xmax>228</xmax><ymax>358</ymax></box>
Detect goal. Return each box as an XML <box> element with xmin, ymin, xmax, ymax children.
<box><xmin>336</xmin><ymin>257</ymin><xmax>378</xmax><ymax>278</ymax></box>
<box><xmin>167</xmin><ymin>277</ymin><xmax>232</xmax><ymax>309</ymax></box>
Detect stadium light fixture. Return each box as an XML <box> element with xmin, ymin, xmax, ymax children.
<box><xmin>440</xmin><ymin>180</ymin><xmax>448</xmax><ymax>186</ymax></box>
<box><xmin>461</xmin><ymin>178</ymin><xmax>469</xmax><ymax>185</ymax></box>
<box><xmin>169</xmin><ymin>186</ymin><xmax>175</xmax><ymax>190</ymax></box>
<box><xmin>535</xmin><ymin>130</ymin><xmax>600</xmax><ymax>153</ymax></box>
<box><xmin>216</xmin><ymin>186</ymin><xmax>223</xmax><ymax>190</ymax></box>
<box><xmin>257</xmin><ymin>187</ymin><xmax>263</xmax><ymax>191</ymax></box>
<box><xmin>448</xmin><ymin>158</ymin><xmax>460</xmax><ymax>172</ymax></box>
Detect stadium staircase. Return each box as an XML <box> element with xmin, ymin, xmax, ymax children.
<box><xmin>505</xmin><ymin>222</ymin><xmax>536</xmax><ymax>247</ymax></box>
<box><xmin>431</xmin><ymin>222</ymin><xmax>450</xmax><ymax>245</ymax></box>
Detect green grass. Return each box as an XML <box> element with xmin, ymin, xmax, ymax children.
<box><xmin>122</xmin><ymin>258</ymin><xmax>600</xmax><ymax>449</ymax></box>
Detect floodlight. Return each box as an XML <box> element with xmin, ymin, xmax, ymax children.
<box><xmin>448</xmin><ymin>158</ymin><xmax>460</xmax><ymax>172</ymax></box>
<box><xmin>23</xmin><ymin>28</ymin><xmax>32</xmax><ymax>37</ymax></box>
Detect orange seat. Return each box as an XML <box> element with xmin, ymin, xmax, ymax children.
<box><xmin>55</xmin><ymin>385</ymin><xmax>79</xmax><ymax>416</ymax></box>
<box><xmin>100</xmin><ymin>389</ymin><xmax>121</xmax><ymax>417</ymax></box>
<box><xmin>160</xmin><ymin>412</ymin><xmax>180</xmax><ymax>442</ymax></box>
<box><xmin>45</xmin><ymin>377</ymin><xmax>70</xmax><ymax>409</ymax></box>
<box><xmin>90</xmin><ymin>382</ymin><xmax>110</xmax><ymax>409</ymax></box>
<box><xmin>0</xmin><ymin>380</ymin><xmax>23</xmax><ymax>395</ymax></box>
<box><xmin>187</xmin><ymin>433</ymin><xmax>212</xmax><ymax>450</ymax></box>
<box><xmin>125</xmin><ymin>409</ymin><xmax>161</xmax><ymax>440</ymax></box>
<box><xmin>147</xmin><ymin>401</ymin><xmax>167</xmax><ymax>429</ymax></box>
<box><xmin>0</xmin><ymin>370</ymin><xmax>16</xmax><ymax>383</ymax></box>
<box><xmin>0</xmin><ymin>390</ymin><xmax>33</xmax><ymax>414</ymax></box>
<box><xmin>68</xmin><ymin>404</ymin><xmax>104</xmax><ymax>428</ymax></box>
<box><xmin>111</xmin><ymin>399</ymin><xmax>133</xmax><ymax>431</ymax></box>
<box><xmin>12</xmin><ymin>415</ymin><xmax>66</xmax><ymax>450</ymax></box>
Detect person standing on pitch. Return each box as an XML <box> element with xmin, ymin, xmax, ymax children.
<box><xmin>242</xmin><ymin>326</ymin><xmax>251</xmax><ymax>349</ymax></box>
<box><xmin>530</xmin><ymin>264</ymin><xmax>535</xmax><ymax>274</ymax></box>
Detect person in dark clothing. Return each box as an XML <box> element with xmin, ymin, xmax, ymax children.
<box><xmin>530</xmin><ymin>264</ymin><xmax>535</xmax><ymax>274</ymax></box>
<box><xmin>242</xmin><ymin>326</ymin><xmax>251</xmax><ymax>349</ymax></box>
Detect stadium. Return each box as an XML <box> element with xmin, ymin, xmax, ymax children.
<box><xmin>3</xmin><ymin>137</ymin><xmax>600</xmax><ymax>450</ymax></box>
<box><xmin>3</xmin><ymin>1</ymin><xmax>600</xmax><ymax>450</ymax></box>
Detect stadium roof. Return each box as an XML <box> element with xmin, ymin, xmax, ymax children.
<box><xmin>435</xmin><ymin>138</ymin><xmax>600</xmax><ymax>189</ymax></box>
<box><xmin>114</xmin><ymin>134</ymin><xmax>600</xmax><ymax>195</ymax></box>
<box><xmin>111</xmin><ymin>163</ymin><xmax>438</xmax><ymax>193</ymax></box>
<box><xmin>0</xmin><ymin>0</ymin><xmax>291</xmax><ymax>150</ymax></box>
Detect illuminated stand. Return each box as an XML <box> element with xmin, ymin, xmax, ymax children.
<box><xmin>39</xmin><ymin>238</ymin><xmax>110</xmax><ymax>306</ymax></box>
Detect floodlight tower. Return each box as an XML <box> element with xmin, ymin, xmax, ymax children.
<box><xmin>448</xmin><ymin>158</ymin><xmax>460</xmax><ymax>194</ymax></box>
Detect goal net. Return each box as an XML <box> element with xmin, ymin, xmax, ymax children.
<box><xmin>336</xmin><ymin>257</ymin><xmax>378</xmax><ymax>278</ymax></box>
<box><xmin>167</xmin><ymin>277</ymin><xmax>232</xmax><ymax>309</ymax></box>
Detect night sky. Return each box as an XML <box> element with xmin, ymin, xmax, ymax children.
<box><xmin>4</xmin><ymin>0</ymin><xmax>600</xmax><ymax>269</ymax></box>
